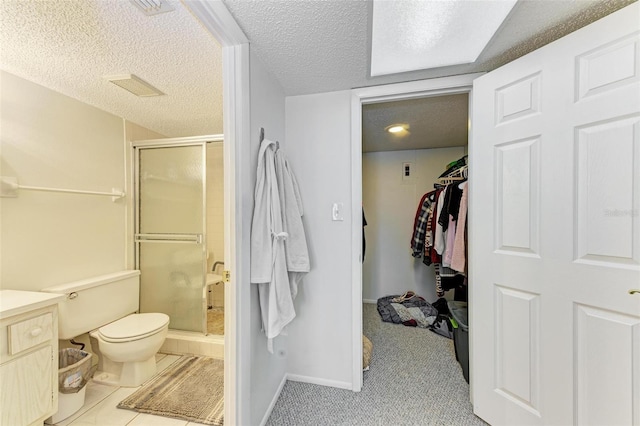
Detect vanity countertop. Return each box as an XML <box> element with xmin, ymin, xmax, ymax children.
<box><xmin>0</xmin><ymin>290</ymin><xmax>65</xmax><ymax>320</ymax></box>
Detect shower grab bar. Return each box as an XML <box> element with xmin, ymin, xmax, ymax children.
<box><xmin>1</xmin><ymin>176</ymin><xmax>125</xmax><ymax>201</ymax></box>
<box><xmin>212</xmin><ymin>261</ymin><xmax>224</xmax><ymax>272</ymax></box>
<box><xmin>135</xmin><ymin>233</ymin><xmax>203</xmax><ymax>244</ymax></box>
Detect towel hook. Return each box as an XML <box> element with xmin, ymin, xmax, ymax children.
<box><xmin>260</xmin><ymin>127</ymin><xmax>279</xmax><ymax>149</ymax></box>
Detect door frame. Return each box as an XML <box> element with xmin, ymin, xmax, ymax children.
<box><xmin>178</xmin><ymin>2</ymin><xmax>250</xmax><ymax>425</ymax></box>
<box><xmin>350</xmin><ymin>73</ymin><xmax>483</xmax><ymax>392</ymax></box>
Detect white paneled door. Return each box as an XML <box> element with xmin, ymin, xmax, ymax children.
<box><xmin>471</xmin><ymin>3</ymin><xmax>640</xmax><ymax>425</ymax></box>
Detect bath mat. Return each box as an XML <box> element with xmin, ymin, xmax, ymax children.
<box><xmin>117</xmin><ymin>356</ymin><xmax>224</xmax><ymax>425</ymax></box>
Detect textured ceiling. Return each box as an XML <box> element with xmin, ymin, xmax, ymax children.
<box><xmin>0</xmin><ymin>0</ymin><xmax>223</xmax><ymax>138</ymax></box>
<box><xmin>223</xmin><ymin>0</ymin><xmax>635</xmax><ymax>96</ymax></box>
<box><xmin>1</xmin><ymin>0</ymin><xmax>634</xmax><ymax>148</ymax></box>
<box><xmin>222</xmin><ymin>0</ymin><xmax>633</xmax><ymax>152</ymax></box>
<box><xmin>363</xmin><ymin>94</ymin><xmax>469</xmax><ymax>153</ymax></box>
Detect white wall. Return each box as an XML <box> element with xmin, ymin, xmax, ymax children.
<box><xmin>247</xmin><ymin>51</ymin><xmax>289</xmax><ymax>425</ymax></box>
<box><xmin>0</xmin><ymin>71</ymin><xmax>126</xmax><ymax>290</ymax></box>
<box><xmin>362</xmin><ymin>147</ymin><xmax>466</xmax><ymax>303</ymax></box>
<box><xmin>285</xmin><ymin>90</ymin><xmax>354</xmax><ymax>388</ymax></box>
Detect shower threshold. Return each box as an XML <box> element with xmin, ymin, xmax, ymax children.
<box><xmin>160</xmin><ymin>329</ymin><xmax>224</xmax><ymax>359</ymax></box>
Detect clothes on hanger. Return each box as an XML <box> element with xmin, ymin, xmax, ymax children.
<box><xmin>411</xmin><ymin>156</ymin><xmax>468</xmax><ymax>299</ymax></box>
<box><xmin>410</xmin><ymin>190</ymin><xmax>437</xmax><ymax>258</ymax></box>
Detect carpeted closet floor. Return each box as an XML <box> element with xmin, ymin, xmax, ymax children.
<box><xmin>266</xmin><ymin>303</ymin><xmax>487</xmax><ymax>426</ymax></box>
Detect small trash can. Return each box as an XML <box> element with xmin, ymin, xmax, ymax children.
<box><xmin>47</xmin><ymin>348</ymin><xmax>93</xmax><ymax>424</ymax></box>
<box><xmin>447</xmin><ymin>301</ymin><xmax>469</xmax><ymax>383</ymax></box>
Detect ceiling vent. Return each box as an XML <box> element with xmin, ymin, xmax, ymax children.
<box><xmin>130</xmin><ymin>0</ymin><xmax>175</xmax><ymax>16</ymax></box>
<box><xmin>105</xmin><ymin>74</ymin><xmax>165</xmax><ymax>97</ymax></box>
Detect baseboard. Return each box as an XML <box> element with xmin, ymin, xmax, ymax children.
<box><xmin>286</xmin><ymin>373</ymin><xmax>352</xmax><ymax>390</ymax></box>
<box><xmin>362</xmin><ymin>299</ymin><xmax>377</xmax><ymax>304</ymax></box>
<box><xmin>259</xmin><ymin>374</ymin><xmax>288</xmax><ymax>426</ymax></box>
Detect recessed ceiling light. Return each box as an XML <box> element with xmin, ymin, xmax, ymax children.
<box><xmin>371</xmin><ymin>0</ymin><xmax>517</xmax><ymax>76</ymax></box>
<box><xmin>386</xmin><ymin>124</ymin><xmax>409</xmax><ymax>135</ymax></box>
<box><xmin>105</xmin><ymin>74</ymin><xmax>165</xmax><ymax>97</ymax></box>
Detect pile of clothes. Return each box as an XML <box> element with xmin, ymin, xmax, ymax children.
<box><xmin>377</xmin><ymin>291</ymin><xmax>453</xmax><ymax>338</ymax></box>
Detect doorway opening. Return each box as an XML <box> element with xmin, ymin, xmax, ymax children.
<box><xmin>350</xmin><ymin>74</ymin><xmax>480</xmax><ymax>392</ymax></box>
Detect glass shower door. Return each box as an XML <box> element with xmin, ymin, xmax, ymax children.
<box><xmin>135</xmin><ymin>144</ymin><xmax>206</xmax><ymax>333</ymax></box>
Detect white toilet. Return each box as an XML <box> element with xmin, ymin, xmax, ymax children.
<box><xmin>42</xmin><ymin>270</ymin><xmax>169</xmax><ymax>387</ymax></box>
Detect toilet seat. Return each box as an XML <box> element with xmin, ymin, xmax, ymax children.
<box><xmin>97</xmin><ymin>313</ymin><xmax>169</xmax><ymax>343</ymax></box>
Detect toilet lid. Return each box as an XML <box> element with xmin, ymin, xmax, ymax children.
<box><xmin>98</xmin><ymin>313</ymin><xmax>169</xmax><ymax>343</ymax></box>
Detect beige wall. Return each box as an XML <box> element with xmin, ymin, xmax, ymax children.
<box><xmin>0</xmin><ymin>71</ymin><xmax>166</xmax><ymax>291</ymax></box>
<box><xmin>1</xmin><ymin>71</ymin><xmax>127</xmax><ymax>290</ymax></box>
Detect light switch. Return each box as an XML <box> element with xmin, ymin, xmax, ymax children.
<box><xmin>332</xmin><ymin>202</ymin><xmax>344</xmax><ymax>221</ymax></box>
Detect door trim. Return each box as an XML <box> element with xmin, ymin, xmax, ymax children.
<box><xmin>350</xmin><ymin>73</ymin><xmax>482</xmax><ymax>392</ymax></box>
<box><xmin>179</xmin><ymin>2</ymin><xmax>250</xmax><ymax>425</ymax></box>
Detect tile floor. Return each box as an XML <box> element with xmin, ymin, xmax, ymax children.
<box><xmin>51</xmin><ymin>354</ymin><xmax>210</xmax><ymax>426</ymax></box>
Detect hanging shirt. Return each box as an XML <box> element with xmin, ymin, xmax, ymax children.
<box><xmin>451</xmin><ymin>182</ymin><xmax>469</xmax><ymax>273</ymax></box>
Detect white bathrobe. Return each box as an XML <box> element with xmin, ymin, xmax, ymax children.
<box><xmin>275</xmin><ymin>148</ymin><xmax>310</xmax><ymax>299</ymax></box>
<box><xmin>251</xmin><ymin>138</ymin><xmax>309</xmax><ymax>351</ymax></box>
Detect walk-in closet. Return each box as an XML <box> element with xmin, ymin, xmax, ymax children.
<box><xmin>361</xmin><ymin>93</ymin><xmax>472</xmax><ymax>398</ymax></box>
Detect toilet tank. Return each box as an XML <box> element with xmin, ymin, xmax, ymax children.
<box><xmin>41</xmin><ymin>270</ymin><xmax>140</xmax><ymax>340</ymax></box>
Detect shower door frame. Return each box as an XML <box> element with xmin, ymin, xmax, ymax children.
<box><xmin>132</xmin><ymin>134</ymin><xmax>224</xmax><ymax>335</ymax></box>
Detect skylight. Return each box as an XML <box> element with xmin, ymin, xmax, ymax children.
<box><xmin>370</xmin><ymin>0</ymin><xmax>517</xmax><ymax>76</ymax></box>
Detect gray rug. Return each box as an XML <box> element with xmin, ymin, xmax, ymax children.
<box><xmin>266</xmin><ymin>303</ymin><xmax>487</xmax><ymax>425</ymax></box>
<box><xmin>117</xmin><ymin>356</ymin><xmax>224</xmax><ymax>425</ymax></box>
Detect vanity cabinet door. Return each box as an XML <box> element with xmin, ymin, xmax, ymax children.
<box><xmin>0</xmin><ymin>345</ymin><xmax>53</xmax><ymax>426</ymax></box>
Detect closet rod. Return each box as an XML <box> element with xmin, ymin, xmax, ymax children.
<box><xmin>0</xmin><ymin>176</ymin><xmax>125</xmax><ymax>201</ymax></box>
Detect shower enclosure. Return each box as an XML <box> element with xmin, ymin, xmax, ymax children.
<box><xmin>133</xmin><ymin>135</ymin><xmax>223</xmax><ymax>334</ymax></box>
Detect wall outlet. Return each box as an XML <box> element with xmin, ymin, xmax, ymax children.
<box><xmin>402</xmin><ymin>162</ymin><xmax>415</xmax><ymax>183</ymax></box>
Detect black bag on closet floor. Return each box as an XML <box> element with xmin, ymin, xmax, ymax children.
<box><xmin>430</xmin><ymin>314</ymin><xmax>454</xmax><ymax>339</ymax></box>
<box><xmin>431</xmin><ymin>297</ymin><xmax>450</xmax><ymax>316</ymax></box>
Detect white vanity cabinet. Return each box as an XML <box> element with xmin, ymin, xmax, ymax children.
<box><xmin>0</xmin><ymin>290</ymin><xmax>65</xmax><ymax>426</ymax></box>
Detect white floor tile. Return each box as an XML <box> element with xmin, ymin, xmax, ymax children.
<box><xmin>127</xmin><ymin>413</ymin><xmax>188</xmax><ymax>425</ymax></box>
<box><xmin>156</xmin><ymin>354</ymin><xmax>181</xmax><ymax>372</ymax></box>
<box><xmin>67</xmin><ymin>387</ymin><xmax>138</xmax><ymax>426</ymax></box>
<box><xmin>54</xmin><ymin>382</ymin><xmax>119</xmax><ymax>426</ymax></box>
<box><xmin>46</xmin><ymin>349</ymin><xmax>226</xmax><ymax>426</ymax></box>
